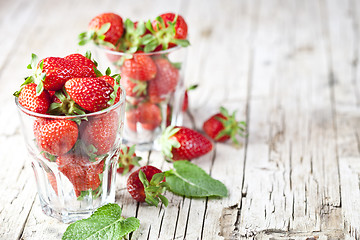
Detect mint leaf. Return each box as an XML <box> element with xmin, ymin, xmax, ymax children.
<box><xmin>62</xmin><ymin>203</ymin><xmax>140</xmax><ymax>240</ymax></box>
<box><xmin>165</xmin><ymin>161</ymin><xmax>228</xmax><ymax>198</ymax></box>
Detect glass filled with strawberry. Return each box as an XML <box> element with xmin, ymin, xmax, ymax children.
<box><xmin>80</xmin><ymin>12</ymin><xmax>190</xmax><ymax>150</ymax></box>
<box><xmin>15</xmin><ymin>52</ymin><xmax>126</xmax><ymax>223</ymax></box>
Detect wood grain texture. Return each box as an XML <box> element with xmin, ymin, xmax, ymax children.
<box><xmin>0</xmin><ymin>0</ymin><xmax>359</xmax><ymax>239</ymax></box>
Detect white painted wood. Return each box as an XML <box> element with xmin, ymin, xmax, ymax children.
<box><xmin>1</xmin><ymin>0</ymin><xmax>360</xmax><ymax>239</ymax></box>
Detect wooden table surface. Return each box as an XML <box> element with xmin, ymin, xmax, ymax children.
<box><xmin>1</xmin><ymin>0</ymin><xmax>360</xmax><ymax>239</ymax></box>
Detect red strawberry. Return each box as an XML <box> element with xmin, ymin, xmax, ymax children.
<box><xmin>120</xmin><ymin>54</ymin><xmax>157</xmax><ymax>81</ymax></box>
<box><xmin>117</xmin><ymin>145</ymin><xmax>141</xmax><ymax>174</ymax></box>
<box><xmin>144</xmin><ymin>13</ymin><xmax>189</xmax><ymax>51</ymax></box>
<box><xmin>203</xmin><ymin>107</ymin><xmax>246</xmax><ymax>145</ymax></box>
<box><xmin>47</xmin><ymin>171</ymin><xmax>58</xmax><ymax>195</ymax></box>
<box><xmin>138</xmin><ymin>102</ymin><xmax>162</xmax><ymax>130</ymax></box>
<box><xmin>81</xmin><ymin>111</ymin><xmax>119</xmax><ymax>155</ymax></box>
<box><xmin>182</xmin><ymin>84</ymin><xmax>198</xmax><ymax>112</ymax></box>
<box><xmin>17</xmin><ymin>83</ymin><xmax>51</xmax><ymax>114</ymax></box>
<box><xmin>160</xmin><ymin>126</ymin><xmax>213</xmax><ymax>161</ymax></box>
<box><xmin>127</xmin><ymin>165</ymin><xmax>168</xmax><ymax>206</ymax></box>
<box><xmin>119</xmin><ymin>74</ymin><xmax>147</xmax><ymax>97</ymax></box>
<box><xmin>38</xmin><ymin>56</ymin><xmax>96</xmax><ymax>92</ymax></box>
<box><xmin>98</xmin><ymin>75</ymin><xmax>122</xmax><ymax>104</ymax></box>
<box><xmin>125</xmin><ymin>107</ymin><xmax>139</xmax><ymax>132</ymax></box>
<box><xmin>33</xmin><ymin>119</ymin><xmax>78</xmax><ymax>155</ymax></box>
<box><xmin>64</xmin><ymin>53</ymin><xmax>97</xmax><ymax>71</ymax></box>
<box><xmin>148</xmin><ymin>57</ymin><xmax>179</xmax><ymax>103</ymax></box>
<box><xmin>81</xmin><ymin>13</ymin><xmax>124</xmax><ymax>47</ymax></box>
<box><xmin>57</xmin><ymin>154</ymin><xmax>104</xmax><ymax>197</ymax></box>
<box><xmin>65</xmin><ymin>77</ymin><xmax>114</xmax><ymax>112</ymax></box>
<box><xmin>152</xmin><ymin>13</ymin><xmax>188</xmax><ymax>40</ymax></box>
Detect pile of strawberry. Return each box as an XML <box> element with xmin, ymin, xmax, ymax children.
<box><xmin>15</xmin><ymin>52</ymin><xmax>123</xmax><ymax>197</ymax></box>
<box><xmin>79</xmin><ymin>12</ymin><xmax>190</xmax><ymax>133</ymax></box>
<box><xmin>120</xmin><ymin>107</ymin><xmax>247</xmax><ymax>205</ymax></box>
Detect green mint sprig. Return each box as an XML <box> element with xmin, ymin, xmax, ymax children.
<box><xmin>62</xmin><ymin>203</ymin><xmax>140</xmax><ymax>240</ymax></box>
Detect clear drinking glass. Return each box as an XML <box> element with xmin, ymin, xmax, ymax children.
<box><xmin>95</xmin><ymin>46</ymin><xmax>187</xmax><ymax>150</ymax></box>
<box><xmin>15</xmin><ymin>88</ymin><xmax>125</xmax><ymax>223</ymax></box>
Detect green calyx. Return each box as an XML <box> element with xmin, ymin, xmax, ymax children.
<box><xmin>14</xmin><ymin>53</ymin><xmax>47</xmax><ymax>96</ymax></box>
<box><xmin>118</xmin><ymin>145</ymin><xmax>141</xmax><ymax>175</ymax></box>
<box><xmin>47</xmin><ymin>89</ymin><xmax>86</xmax><ymax>116</ymax></box>
<box><xmin>130</xmin><ymin>78</ymin><xmax>147</xmax><ymax>97</ymax></box>
<box><xmin>139</xmin><ymin>170</ymin><xmax>169</xmax><ymax>207</ymax></box>
<box><xmin>160</xmin><ymin>126</ymin><xmax>181</xmax><ymax>160</ymax></box>
<box><xmin>78</xmin><ymin>23</ymin><xmax>116</xmax><ymax>49</ymax></box>
<box><xmin>216</xmin><ymin>106</ymin><xmax>247</xmax><ymax>145</ymax></box>
<box><xmin>117</xmin><ymin>19</ymin><xmax>146</xmax><ymax>53</ymax></box>
<box><xmin>143</xmin><ymin>16</ymin><xmax>190</xmax><ymax>53</ymax></box>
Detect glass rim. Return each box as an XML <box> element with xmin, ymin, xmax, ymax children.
<box><xmin>98</xmin><ymin>45</ymin><xmax>183</xmax><ymax>57</ymax></box>
<box><xmin>15</xmin><ymin>86</ymin><xmax>126</xmax><ymax>119</ymax></box>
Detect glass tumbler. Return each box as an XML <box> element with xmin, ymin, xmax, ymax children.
<box><xmin>95</xmin><ymin>46</ymin><xmax>187</xmax><ymax>150</ymax></box>
<box><xmin>15</xmin><ymin>89</ymin><xmax>125</xmax><ymax>223</ymax></box>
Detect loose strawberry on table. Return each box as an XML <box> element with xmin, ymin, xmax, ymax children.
<box><xmin>127</xmin><ymin>165</ymin><xmax>168</xmax><ymax>206</ymax></box>
<box><xmin>160</xmin><ymin>126</ymin><xmax>213</xmax><ymax>161</ymax></box>
<box><xmin>203</xmin><ymin>107</ymin><xmax>246</xmax><ymax>145</ymax></box>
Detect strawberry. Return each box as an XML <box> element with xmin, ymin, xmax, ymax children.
<box><xmin>119</xmin><ymin>74</ymin><xmax>147</xmax><ymax>97</ymax></box>
<box><xmin>182</xmin><ymin>84</ymin><xmax>198</xmax><ymax>112</ymax></box>
<box><xmin>31</xmin><ymin>55</ymin><xmax>96</xmax><ymax>93</ymax></box>
<box><xmin>17</xmin><ymin>83</ymin><xmax>51</xmax><ymax>114</ymax></box>
<box><xmin>81</xmin><ymin>111</ymin><xmax>119</xmax><ymax>155</ymax></box>
<box><xmin>127</xmin><ymin>165</ymin><xmax>168</xmax><ymax>206</ymax></box>
<box><xmin>138</xmin><ymin>102</ymin><xmax>162</xmax><ymax>130</ymax></box>
<box><xmin>47</xmin><ymin>171</ymin><xmax>58</xmax><ymax>195</ymax></box>
<box><xmin>143</xmin><ymin>13</ymin><xmax>189</xmax><ymax>51</ymax></box>
<box><xmin>203</xmin><ymin>107</ymin><xmax>246</xmax><ymax>145</ymax></box>
<box><xmin>33</xmin><ymin>119</ymin><xmax>78</xmax><ymax>156</ymax></box>
<box><xmin>148</xmin><ymin>57</ymin><xmax>179</xmax><ymax>103</ymax></box>
<box><xmin>125</xmin><ymin>107</ymin><xmax>139</xmax><ymax>132</ymax></box>
<box><xmin>65</xmin><ymin>77</ymin><xmax>114</xmax><ymax>112</ymax></box>
<box><xmin>120</xmin><ymin>54</ymin><xmax>157</xmax><ymax>81</ymax></box>
<box><xmin>117</xmin><ymin>145</ymin><xmax>141</xmax><ymax>174</ymax></box>
<box><xmin>57</xmin><ymin>154</ymin><xmax>104</xmax><ymax>197</ymax></box>
<box><xmin>79</xmin><ymin>13</ymin><xmax>124</xmax><ymax>48</ymax></box>
<box><xmin>98</xmin><ymin>74</ymin><xmax>123</xmax><ymax>104</ymax></box>
<box><xmin>160</xmin><ymin>126</ymin><xmax>213</xmax><ymax>161</ymax></box>
<box><xmin>116</xmin><ymin>19</ymin><xmax>148</xmax><ymax>53</ymax></box>
<box><xmin>64</xmin><ymin>52</ymin><xmax>97</xmax><ymax>71</ymax></box>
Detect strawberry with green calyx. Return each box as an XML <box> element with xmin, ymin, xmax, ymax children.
<box><xmin>202</xmin><ymin>107</ymin><xmax>246</xmax><ymax>145</ymax></box>
<box><xmin>143</xmin><ymin>13</ymin><xmax>189</xmax><ymax>52</ymax></box>
<box><xmin>24</xmin><ymin>53</ymin><xmax>97</xmax><ymax>95</ymax></box>
<box><xmin>182</xmin><ymin>84</ymin><xmax>198</xmax><ymax>112</ymax></box>
<box><xmin>47</xmin><ymin>89</ymin><xmax>86</xmax><ymax>116</ymax></box>
<box><xmin>127</xmin><ymin>165</ymin><xmax>168</xmax><ymax>207</ymax></box>
<box><xmin>160</xmin><ymin>126</ymin><xmax>213</xmax><ymax>161</ymax></box>
<box><xmin>33</xmin><ymin>119</ymin><xmax>79</xmax><ymax>156</ymax></box>
<box><xmin>117</xmin><ymin>145</ymin><xmax>141</xmax><ymax>174</ymax></box>
<box><xmin>79</xmin><ymin>13</ymin><xmax>124</xmax><ymax>49</ymax></box>
<box><xmin>65</xmin><ymin>77</ymin><xmax>115</xmax><ymax>112</ymax></box>
<box><xmin>120</xmin><ymin>74</ymin><xmax>147</xmax><ymax>98</ymax></box>
<box><xmin>16</xmin><ymin>83</ymin><xmax>51</xmax><ymax>114</ymax></box>
<box><xmin>64</xmin><ymin>51</ymin><xmax>98</xmax><ymax>70</ymax></box>
<box><xmin>117</xmin><ymin>19</ymin><xmax>147</xmax><ymax>53</ymax></box>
